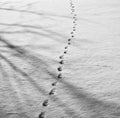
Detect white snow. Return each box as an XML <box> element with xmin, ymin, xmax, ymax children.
<box><xmin>0</xmin><ymin>0</ymin><xmax>120</xmax><ymax>118</ymax></box>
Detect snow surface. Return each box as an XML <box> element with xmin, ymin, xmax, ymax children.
<box><xmin>0</xmin><ymin>0</ymin><xmax>120</xmax><ymax>118</ymax></box>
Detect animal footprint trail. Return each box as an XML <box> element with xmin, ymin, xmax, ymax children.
<box><xmin>38</xmin><ymin>0</ymin><xmax>77</xmax><ymax>117</ymax></box>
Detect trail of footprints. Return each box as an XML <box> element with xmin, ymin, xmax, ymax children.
<box><xmin>39</xmin><ymin>0</ymin><xmax>77</xmax><ymax>118</ymax></box>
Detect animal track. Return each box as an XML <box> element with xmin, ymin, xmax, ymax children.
<box><xmin>59</xmin><ymin>60</ymin><xmax>64</xmax><ymax>64</ymax></box>
<box><xmin>49</xmin><ymin>88</ymin><xmax>56</xmax><ymax>95</ymax></box>
<box><xmin>64</xmin><ymin>46</ymin><xmax>68</xmax><ymax>49</ymax></box>
<box><xmin>68</xmin><ymin>42</ymin><xmax>71</xmax><ymax>45</ymax></box>
<box><xmin>39</xmin><ymin>0</ymin><xmax>77</xmax><ymax>117</ymax></box>
<box><xmin>42</xmin><ymin>99</ymin><xmax>49</xmax><ymax>107</ymax></box>
<box><xmin>68</xmin><ymin>39</ymin><xmax>71</xmax><ymax>41</ymax></box>
<box><xmin>39</xmin><ymin>112</ymin><xmax>45</xmax><ymax>118</ymax></box>
<box><xmin>64</xmin><ymin>51</ymin><xmax>67</xmax><ymax>54</ymax></box>
<box><xmin>51</xmin><ymin>81</ymin><xmax>57</xmax><ymax>86</ymax></box>
<box><xmin>59</xmin><ymin>55</ymin><xmax>64</xmax><ymax>59</ymax></box>
<box><xmin>58</xmin><ymin>73</ymin><xmax>62</xmax><ymax>79</ymax></box>
<box><xmin>58</xmin><ymin>66</ymin><xmax>62</xmax><ymax>71</ymax></box>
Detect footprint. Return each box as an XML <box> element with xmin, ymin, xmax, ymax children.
<box><xmin>58</xmin><ymin>73</ymin><xmax>62</xmax><ymax>79</ymax></box>
<box><xmin>64</xmin><ymin>51</ymin><xmax>67</xmax><ymax>54</ymax></box>
<box><xmin>42</xmin><ymin>99</ymin><xmax>49</xmax><ymax>107</ymax></box>
<box><xmin>52</xmin><ymin>82</ymin><xmax>57</xmax><ymax>86</ymax></box>
<box><xmin>59</xmin><ymin>60</ymin><xmax>64</xmax><ymax>64</ymax></box>
<box><xmin>49</xmin><ymin>88</ymin><xmax>56</xmax><ymax>95</ymax></box>
<box><xmin>64</xmin><ymin>46</ymin><xmax>68</xmax><ymax>49</ymax></box>
<box><xmin>38</xmin><ymin>112</ymin><xmax>45</xmax><ymax>118</ymax></box>
<box><xmin>68</xmin><ymin>42</ymin><xmax>71</xmax><ymax>45</ymax></box>
<box><xmin>58</xmin><ymin>67</ymin><xmax>62</xmax><ymax>71</ymax></box>
<box><xmin>73</xmin><ymin>29</ymin><xmax>76</xmax><ymax>31</ymax></box>
<box><xmin>74</xmin><ymin>18</ymin><xmax>77</xmax><ymax>21</ymax></box>
<box><xmin>59</xmin><ymin>55</ymin><xmax>64</xmax><ymax>59</ymax></box>
<box><xmin>68</xmin><ymin>39</ymin><xmax>71</xmax><ymax>41</ymax></box>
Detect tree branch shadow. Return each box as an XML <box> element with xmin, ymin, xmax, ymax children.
<box><xmin>0</xmin><ymin>36</ymin><xmax>80</xmax><ymax>118</ymax></box>
<box><xmin>1</xmin><ymin>36</ymin><xmax>120</xmax><ymax>117</ymax></box>
<box><xmin>49</xmin><ymin>70</ymin><xmax>120</xmax><ymax>117</ymax></box>
<box><xmin>0</xmin><ymin>22</ymin><xmax>70</xmax><ymax>44</ymax></box>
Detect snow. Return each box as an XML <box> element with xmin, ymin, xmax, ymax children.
<box><xmin>0</xmin><ymin>0</ymin><xmax>120</xmax><ymax>118</ymax></box>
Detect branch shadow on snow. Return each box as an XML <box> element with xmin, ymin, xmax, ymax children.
<box><xmin>0</xmin><ymin>37</ymin><xmax>81</xmax><ymax>118</ymax></box>
<box><xmin>49</xmin><ymin>71</ymin><xmax>120</xmax><ymax>118</ymax></box>
<box><xmin>0</xmin><ymin>22</ymin><xmax>70</xmax><ymax>44</ymax></box>
<box><xmin>0</xmin><ymin>54</ymin><xmax>80</xmax><ymax>118</ymax></box>
<box><xmin>0</xmin><ymin>36</ymin><xmax>120</xmax><ymax>118</ymax></box>
<box><xmin>0</xmin><ymin>7</ymin><xmax>102</xmax><ymax>25</ymax></box>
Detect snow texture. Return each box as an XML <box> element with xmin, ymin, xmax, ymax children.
<box><xmin>0</xmin><ymin>0</ymin><xmax>120</xmax><ymax>118</ymax></box>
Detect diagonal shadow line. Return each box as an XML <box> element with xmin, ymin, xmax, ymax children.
<box><xmin>0</xmin><ymin>7</ymin><xmax>72</xmax><ymax>19</ymax></box>
<box><xmin>46</xmin><ymin>70</ymin><xmax>120</xmax><ymax>115</ymax></box>
<box><xmin>4</xmin><ymin>41</ymin><xmax>118</xmax><ymax>116</ymax></box>
<box><xmin>0</xmin><ymin>36</ymin><xmax>58</xmax><ymax>76</ymax></box>
<box><xmin>0</xmin><ymin>53</ymin><xmax>80</xmax><ymax>118</ymax></box>
<box><xmin>0</xmin><ymin>23</ymin><xmax>44</xmax><ymax>30</ymax></box>
<box><xmin>0</xmin><ymin>31</ymin><xmax>95</xmax><ymax>52</ymax></box>
<box><xmin>0</xmin><ymin>4</ymin><xmax>105</xmax><ymax>27</ymax></box>
<box><xmin>2</xmin><ymin>37</ymin><xmax>118</xmax><ymax>116</ymax></box>
<box><xmin>0</xmin><ymin>36</ymin><xmax>27</xmax><ymax>55</ymax></box>
<box><xmin>0</xmin><ymin>30</ymin><xmax>96</xmax><ymax>51</ymax></box>
<box><xmin>2</xmin><ymin>48</ymin><xmax>119</xmax><ymax>117</ymax></box>
<box><xmin>0</xmin><ymin>7</ymin><xmax>55</xmax><ymax>21</ymax></box>
<box><xmin>0</xmin><ymin>28</ymin><xmax>97</xmax><ymax>51</ymax></box>
<box><xmin>0</xmin><ymin>62</ymin><xmax>38</xmax><ymax>118</ymax></box>
<box><xmin>1</xmin><ymin>36</ymin><xmax>120</xmax><ymax>117</ymax></box>
<box><xmin>0</xmin><ymin>36</ymin><xmax>56</xmax><ymax>72</ymax></box>
<box><xmin>0</xmin><ymin>29</ymin><xmax>67</xmax><ymax>44</ymax></box>
<box><xmin>0</xmin><ymin>62</ymin><xmax>30</xmax><ymax>118</ymax></box>
<box><xmin>0</xmin><ymin>23</ymin><xmax>69</xmax><ymax>43</ymax></box>
<box><xmin>0</xmin><ymin>35</ymin><xmax>51</xmax><ymax>77</ymax></box>
<box><xmin>0</xmin><ymin>31</ymin><xmax>82</xmax><ymax>55</ymax></box>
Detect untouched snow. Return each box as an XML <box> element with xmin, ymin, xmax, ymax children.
<box><xmin>0</xmin><ymin>0</ymin><xmax>120</xmax><ymax>118</ymax></box>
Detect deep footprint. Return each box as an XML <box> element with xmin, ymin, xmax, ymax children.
<box><xmin>58</xmin><ymin>67</ymin><xmax>62</xmax><ymax>71</ymax></box>
<box><xmin>42</xmin><ymin>99</ymin><xmax>49</xmax><ymax>107</ymax></box>
<box><xmin>38</xmin><ymin>112</ymin><xmax>45</xmax><ymax>118</ymax></box>
<box><xmin>49</xmin><ymin>88</ymin><xmax>56</xmax><ymax>95</ymax></box>
<box><xmin>58</xmin><ymin>73</ymin><xmax>62</xmax><ymax>79</ymax></box>
<box><xmin>59</xmin><ymin>60</ymin><xmax>64</xmax><ymax>64</ymax></box>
